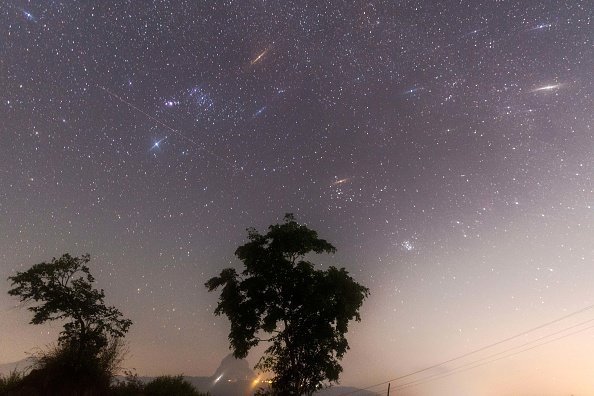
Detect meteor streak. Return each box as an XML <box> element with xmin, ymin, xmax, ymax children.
<box><xmin>250</xmin><ymin>48</ymin><xmax>269</xmax><ymax>65</ymax></box>
<box><xmin>98</xmin><ymin>86</ymin><xmax>241</xmax><ymax>172</ymax></box>
<box><xmin>532</xmin><ymin>84</ymin><xmax>561</xmax><ymax>92</ymax></box>
<box><xmin>98</xmin><ymin>85</ymin><xmax>186</xmax><ymax>140</ymax></box>
<box><xmin>332</xmin><ymin>178</ymin><xmax>350</xmax><ymax>186</ymax></box>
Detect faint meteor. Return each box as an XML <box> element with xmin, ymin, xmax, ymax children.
<box><xmin>253</xmin><ymin>105</ymin><xmax>267</xmax><ymax>117</ymax></box>
<box><xmin>528</xmin><ymin>23</ymin><xmax>552</xmax><ymax>31</ymax></box>
<box><xmin>531</xmin><ymin>84</ymin><xmax>562</xmax><ymax>92</ymax></box>
<box><xmin>404</xmin><ymin>87</ymin><xmax>424</xmax><ymax>95</ymax></box>
<box><xmin>331</xmin><ymin>178</ymin><xmax>350</xmax><ymax>186</ymax></box>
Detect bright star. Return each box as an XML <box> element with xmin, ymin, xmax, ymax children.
<box><xmin>21</xmin><ymin>9</ymin><xmax>37</xmax><ymax>22</ymax></box>
<box><xmin>151</xmin><ymin>137</ymin><xmax>167</xmax><ymax>150</ymax></box>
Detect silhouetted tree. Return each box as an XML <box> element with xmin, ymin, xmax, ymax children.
<box><xmin>7</xmin><ymin>253</ymin><xmax>132</xmax><ymax>365</ymax></box>
<box><xmin>206</xmin><ymin>214</ymin><xmax>369</xmax><ymax>395</ymax></box>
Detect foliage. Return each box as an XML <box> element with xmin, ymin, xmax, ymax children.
<box><xmin>0</xmin><ymin>369</ymin><xmax>25</xmax><ymax>394</ymax></box>
<box><xmin>144</xmin><ymin>375</ymin><xmax>205</xmax><ymax>396</ymax></box>
<box><xmin>111</xmin><ymin>374</ymin><xmax>207</xmax><ymax>396</ymax></box>
<box><xmin>7</xmin><ymin>253</ymin><xmax>132</xmax><ymax>363</ymax></box>
<box><xmin>0</xmin><ymin>340</ymin><xmax>127</xmax><ymax>395</ymax></box>
<box><xmin>110</xmin><ymin>370</ymin><xmax>145</xmax><ymax>396</ymax></box>
<box><xmin>31</xmin><ymin>337</ymin><xmax>128</xmax><ymax>380</ymax></box>
<box><xmin>206</xmin><ymin>214</ymin><xmax>369</xmax><ymax>395</ymax></box>
<box><xmin>97</xmin><ymin>337</ymin><xmax>129</xmax><ymax>378</ymax></box>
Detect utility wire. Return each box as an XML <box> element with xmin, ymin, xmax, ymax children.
<box><xmin>393</xmin><ymin>318</ymin><xmax>594</xmax><ymax>389</ymax></box>
<box><xmin>395</xmin><ymin>321</ymin><xmax>594</xmax><ymax>391</ymax></box>
<box><xmin>339</xmin><ymin>303</ymin><xmax>594</xmax><ymax>395</ymax></box>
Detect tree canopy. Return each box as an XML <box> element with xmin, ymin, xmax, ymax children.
<box><xmin>206</xmin><ymin>214</ymin><xmax>369</xmax><ymax>395</ymax></box>
<box><xmin>7</xmin><ymin>253</ymin><xmax>132</xmax><ymax>360</ymax></box>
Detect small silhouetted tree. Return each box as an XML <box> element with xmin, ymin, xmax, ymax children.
<box><xmin>7</xmin><ymin>253</ymin><xmax>132</xmax><ymax>367</ymax></box>
<box><xmin>144</xmin><ymin>375</ymin><xmax>207</xmax><ymax>396</ymax></box>
<box><xmin>206</xmin><ymin>214</ymin><xmax>369</xmax><ymax>395</ymax></box>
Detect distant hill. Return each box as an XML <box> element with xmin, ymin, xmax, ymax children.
<box><xmin>212</xmin><ymin>353</ymin><xmax>255</xmax><ymax>381</ymax></box>
<box><xmin>180</xmin><ymin>375</ymin><xmax>378</xmax><ymax>396</ymax></box>
<box><xmin>0</xmin><ymin>359</ymin><xmax>32</xmax><ymax>376</ymax></box>
<box><xmin>179</xmin><ymin>354</ymin><xmax>379</xmax><ymax>396</ymax></box>
<box><xmin>182</xmin><ymin>376</ymin><xmax>379</xmax><ymax>396</ymax></box>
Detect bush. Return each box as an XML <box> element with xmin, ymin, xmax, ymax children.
<box><xmin>144</xmin><ymin>375</ymin><xmax>205</xmax><ymax>396</ymax></box>
<box><xmin>1</xmin><ymin>339</ymin><xmax>129</xmax><ymax>395</ymax></box>
<box><xmin>0</xmin><ymin>370</ymin><xmax>25</xmax><ymax>395</ymax></box>
<box><xmin>31</xmin><ymin>337</ymin><xmax>127</xmax><ymax>384</ymax></box>
<box><xmin>110</xmin><ymin>370</ymin><xmax>144</xmax><ymax>396</ymax></box>
<box><xmin>111</xmin><ymin>374</ymin><xmax>207</xmax><ymax>396</ymax></box>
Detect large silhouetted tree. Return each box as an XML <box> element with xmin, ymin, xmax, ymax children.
<box><xmin>7</xmin><ymin>253</ymin><xmax>132</xmax><ymax>365</ymax></box>
<box><xmin>206</xmin><ymin>214</ymin><xmax>369</xmax><ymax>395</ymax></box>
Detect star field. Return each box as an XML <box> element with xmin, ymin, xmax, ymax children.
<box><xmin>1</xmin><ymin>1</ymin><xmax>593</xmax><ymax>395</ymax></box>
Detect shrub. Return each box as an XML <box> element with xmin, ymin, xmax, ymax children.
<box><xmin>110</xmin><ymin>370</ymin><xmax>145</xmax><ymax>396</ymax></box>
<box><xmin>144</xmin><ymin>375</ymin><xmax>205</xmax><ymax>396</ymax></box>
<box><xmin>2</xmin><ymin>338</ymin><xmax>129</xmax><ymax>395</ymax></box>
<box><xmin>0</xmin><ymin>370</ymin><xmax>25</xmax><ymax>394</ymax></box>
<box><xmin>31</xmin><ymin>337</ymin><xmax>127</xmax><ymax>384</ymax></box>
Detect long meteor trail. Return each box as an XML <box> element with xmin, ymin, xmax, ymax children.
<box><xmin>98</xmin><ymin>85</ymin><xmax>241</xmax><ymax>172</ymax></box>
<box><xmin>98</xmin><ymin>85</ymin><xmax>196</xmax><ymax>144</ymax></box>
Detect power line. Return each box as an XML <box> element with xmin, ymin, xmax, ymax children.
<box><xmin>395</xmin><ymin>321</ymin><xmax>594</xmax><ymax>391</ymax></box>
<box><xmin>339</xmin><ymin>303</ymin><xmax>594</xmax><ymax>395</ymax></box>
<box><xmin>396</xmin><ymin>319</ymin><xmax>594</xmax><ymax>389</ymax></box>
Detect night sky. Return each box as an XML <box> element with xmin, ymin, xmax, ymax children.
<box><xmin>1</xmin><ymin>1</ymin><xmax>593</xmax><ymax>395</ymax></box>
